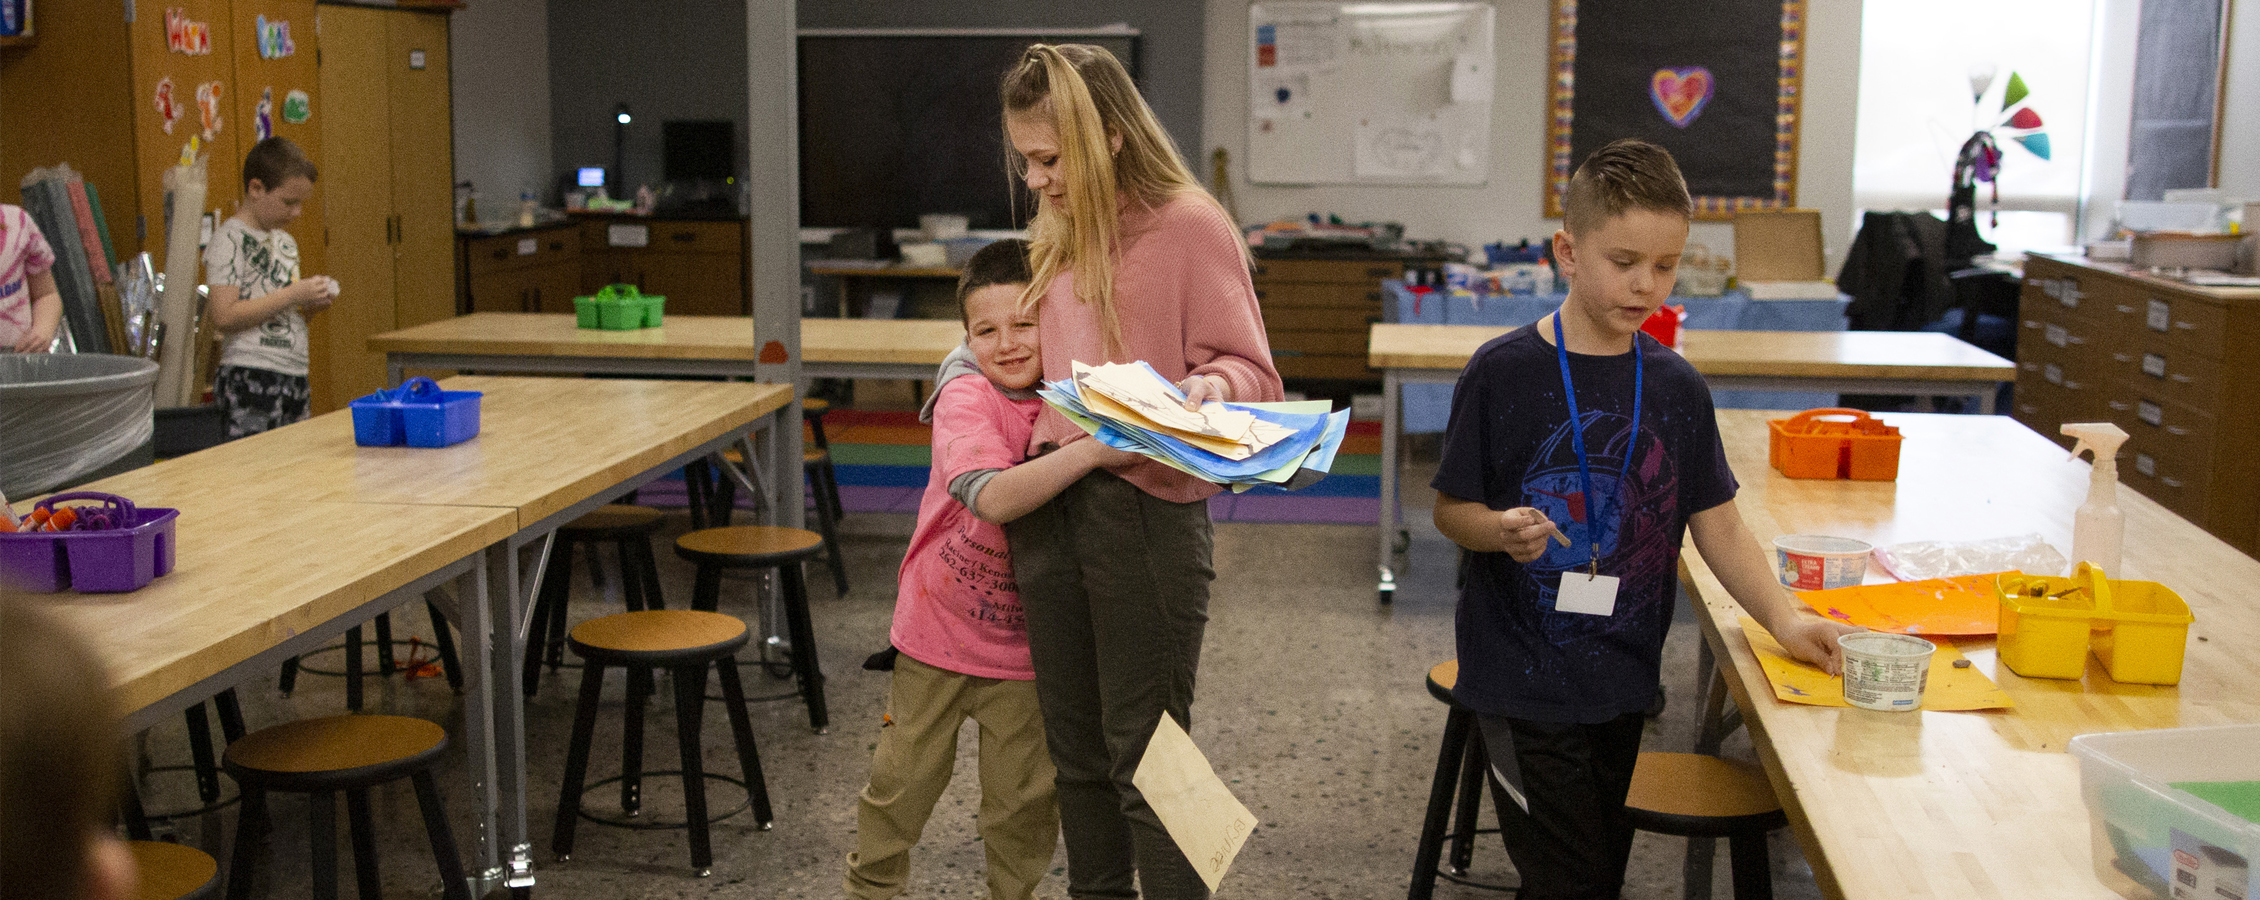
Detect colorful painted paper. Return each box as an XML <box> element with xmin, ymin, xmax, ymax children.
<box><xmin>255</xmin><ymin>14</ymin><xmax>294</xmax><ymax>59</ymax></box>
<box><xmin>282</xmin><ymin>89</ymin><xmax>311</xmax><ymax>125</ymax></box>
<box><xmin>165</xmin><ymin>8</ymin><xmax>212</xmax><ymax>55</ymax></box>
<box><xmin>154</xmin><ymin>77</ymin><xmax>182</xmax><ymax>134</ymax></box>
<box><xmin>1739</xmin><ymin>616</ymin><xmax>2013</xmax><ymax>711</ymax></box>
<box><xmin>254</xmin><ymin>88</ymin><xmax>273</xmax><ymax>141</ymax></box>
<box><xmin>2014</xmin><ymin>133</ymin><xmax>2051</xmax><ymax>160</ymax></box>
<box><xmin>195</xmin><ymin>81</ymin><xmax>223</xmax><ymax>136</ymax></box>
<box><xmin>1796</xmin><ymin>573</ymin><xmax>2003</xmax><ymax>636</ymax></box>
<box><xmin>1650</xmin><ymin>67</ymin><xmax>1713</xmax><ymax>128</ymax></box>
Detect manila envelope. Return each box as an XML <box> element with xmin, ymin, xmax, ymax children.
<box><xmin>1132</xmin><ymin>714</ymin><xmax>1257</xmax><ymax>892</ymax></box>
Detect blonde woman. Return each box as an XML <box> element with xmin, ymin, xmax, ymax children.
<box><xmin>998</xmin><ymin>44</ymin><xmax>1282</xmax><ymax>900</ymax></box>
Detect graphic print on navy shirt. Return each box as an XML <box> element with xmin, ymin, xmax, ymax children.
<box><xmin>1521</xmin><ymin>408</ymin><xmax>1678</xmax><ymax>633</ymax></box>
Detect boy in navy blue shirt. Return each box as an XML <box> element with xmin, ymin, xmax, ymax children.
<box><xmin>1431</xmin><ymin>139</ymin><xmax>1859</xmax><ymax>899</ymax></box>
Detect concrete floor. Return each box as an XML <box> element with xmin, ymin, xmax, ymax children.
<box><xmin>132</xmin><ymin>446</ymin><xmax>1825</xmax><ymax>899</ymax></box>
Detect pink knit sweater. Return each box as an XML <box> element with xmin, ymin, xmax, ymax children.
<box><xmin>1028</xmin><ymin>192</ymin><xmax>1284</xmax><ymax>503</ymax></box>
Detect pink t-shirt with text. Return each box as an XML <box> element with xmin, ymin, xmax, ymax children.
<box><xmin>0</xmin><ymin>205</ymin><xmax>58</xmax><ymax>350</ymax></box>
<box><xmin>890</xmin><ymin>374</ymin><xmax>1043</xmax><ymax>680</ymax></box>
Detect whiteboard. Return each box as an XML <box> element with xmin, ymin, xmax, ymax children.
<box><xmin>1247</xmin><ymin>2</ymin><xmax>1495</xmax><ymax>186</ymax></box>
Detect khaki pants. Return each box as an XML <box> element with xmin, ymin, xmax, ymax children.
<box><xmin>844</xmin><ymin>654</ymin><xmax>1059</xmax><ymax>900</ymax></box>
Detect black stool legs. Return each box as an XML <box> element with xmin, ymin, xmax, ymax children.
<box><xmin>225</xmin><ymin>777</ymin><xmax>469</xmax><ymax>900</ymax></box>
<box><xmin>688</xmin><ymin>558</ymin><xmax>827</xmax><ymax>732</ymax></box>
<box><xmin>553</xmin><ymin>653</ymin><xmax>775</xmax><ymax>876</ymax></box>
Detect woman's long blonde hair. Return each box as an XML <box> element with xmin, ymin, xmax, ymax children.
<box><xmin>1001</xmin><ymin>44</ymin><xmax>1226</xmax><ymax>355</ymax></box>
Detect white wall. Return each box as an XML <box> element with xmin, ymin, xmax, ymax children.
<box><xmin>450</xmin><ymin>1</ymin><xmax>554</xmax><ymax>207</ymax></box>
<box><xmin>1202</xmin><ymin>0</ymin><xmax>1865</xmax><ymax>270</ymax></box>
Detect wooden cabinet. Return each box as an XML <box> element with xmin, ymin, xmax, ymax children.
<box><xmin>579</xmin><ymin>218</ymin><xmax>748</xmax><ymax>317</ymax></box>
<box><xmin>0</xmin><ymin>0</ymin><xmax>320</xmax><ymax>356</ymax></box>
<box><xmin>2015</xmin><ymin>255</ymin><xmax>2260</xmax><ymax>555</ymax></box>
<box><xmin>315</xmin><ymin>5</ymin><xmax>453</xmax><ymax>410</ymax></box>
<box><xmin>460</xmin><ymin>225</ymin><xmax>580</xmax><ymax>313</ymax></box>
<box><xmin>1251</xmin><ymin>255</ymin><xmax>1417</xmax><ymax>382</ymax></box>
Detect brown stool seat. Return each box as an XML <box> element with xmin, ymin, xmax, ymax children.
<box><xmin>562</xmin><ymin>504</ymin><xmax>665</xmax><ymax>534</ymax></box>
<box><xmin>225</xmin><ymin>715</ymin><xmax>447</xmax><ymax>788</ymax></box>
<box><xmin>676</xmin><ymin>525</ymin><xmax>824</xmax><ymax>566</ymax></box>
<box><xmin>1624</xmin><ymin>752</ymin><xmax>1787</xmax><ymax>835</ymax></box>
<box><xmin>801</xmin><ymin>397</ymin><xmax>830</xmax><ymax>417</ymax></box>
<box><xmin>222</xmin><ymin>714</ymin><xmax>471</xmax><ymax>900</ymax></box>
<box><xmin>1426</xmin><ymin>660</ymin><xmax>1460</xmax><ymax>704</ymax></box>
<box><xmin>569</xmin><ymin>610</ymin><xmax>750</xmax><ymax>665</ymax></box>
<box><xmin>127</xmin><ymin>840</ymin><xmax>218</xmax><ymax>900</ymax></box>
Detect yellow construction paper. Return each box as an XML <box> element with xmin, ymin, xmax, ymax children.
<box><xmin>1738</xmin><ymin>616</ymin><xmax>2013</xmax><ymax>711</ymax></box>
<box><xmin>1795</xmin><ymin>573</ymin><xmax>2004</xmax><ymax>636</ymax></box>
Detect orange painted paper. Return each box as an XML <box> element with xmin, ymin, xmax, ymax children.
<box><xmin>1795</xmin><ymin>573</ymin><xmax>2004</xmax><ymax>636</ymax></box>
<box><xmin>1739</xmin><ymin>616</ymin><xmax>2013</xmax><ymax>711</ymax></box>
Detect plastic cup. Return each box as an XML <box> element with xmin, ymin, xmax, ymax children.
<box><xmin>1839</xmin><ymin>632</ymin><xmax>1937</xmax><ymax>711</ymax></box>
<box><xmin>1773</xmin><ymin>534</ymin><xmax>1872</xmax><ymax>590</ymax></box>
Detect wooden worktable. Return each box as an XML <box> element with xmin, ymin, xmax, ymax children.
<box><xmin>1368</xmin><ymin>326</ymin><xmax>2015</xmax><ymax>384</ymax></box>
<box><xmin>92</xmin><ymin>376</ymin><xmax>793</xmax><ymax>531</ymax></box>
<box><xmin>1365</xmin><ymin>324</ymin><xmax>2018</xmax><ymax>603</ymax></box>
<box><xmin>1683</xmin><ymin>410</ymin><xmax>2260</xmax><ymax>899</ymax></box>
<box><xmin>45</xmin><ymin>499</ymin><xmax>513</xmax><ymax>727</ymax></box>
<box><xmin>369</xmin><ymin>312</ymin><xmax>964</xmax><ymax>382</ymax></box>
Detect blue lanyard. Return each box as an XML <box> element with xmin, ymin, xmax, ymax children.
<box><xmin>1552</xmin><ymin>313</ymin><xmax>1641</xmax><ymax>574</ymax></box>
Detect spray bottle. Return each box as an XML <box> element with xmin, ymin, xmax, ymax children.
<box><xmin>2062</xmin><ymin>422</ymin><xmax>2129</xmax><ymax>575</ymax></box>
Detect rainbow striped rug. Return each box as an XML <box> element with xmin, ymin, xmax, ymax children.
<box><xmin>635</xmin><ymin>409</ymin><xmax>1383</xmax><ymax>525</ymax></box>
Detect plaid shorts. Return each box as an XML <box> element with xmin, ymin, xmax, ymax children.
<box><xmin>213</xmin><ymin>365</ymin><xmax>310</xmax><ymax>439</ymax></box>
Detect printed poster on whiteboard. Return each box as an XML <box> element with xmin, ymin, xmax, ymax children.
<box><xmin>1248</xmin><ymin>2</ymin><xmax>1494</xmax><ymax>186</ymax></box>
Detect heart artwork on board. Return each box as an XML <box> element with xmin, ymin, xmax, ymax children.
<box><xmin>1650</xmin><ymin>66</ymin><xmax>1714</xmax><ymax>128</ymax></box>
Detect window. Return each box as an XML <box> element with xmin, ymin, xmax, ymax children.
<box><xmin>1853</xmin><ymin>0</ymin><xmax>2100</xmax><ymax>256</ymax></box>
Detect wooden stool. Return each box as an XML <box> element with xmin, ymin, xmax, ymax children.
<box><xmin>552</xmin><ymin>610</ymin><xmax>776</xmax><ymax>877</ymax></box>
<box><xmin>1408</xmin><ymin>660</ymin><xmax>1513</xmax><ymax>899</ymax></box>
<box><xmin>1624</xmin><ymin>752</ymin><xmax>1789</xmax><ymax>900</ymax></box>
<box><xmin>222</xmin><ymin>716</ymin><xmax>471</xmax><ymax>900</ymax></box>
<box><xmin>126</xmin><ymin>840</ymin><xmax>219</xmax><ymax>900</ymax></box>
<box><xmin>525</xmin><ymin>505</ymin><xmax>669</xmax><ymax>697</ymax></box>
<box><xmin>674</xmin><ymin>526</ymin><xmax>830</xmax><ymax>732</ymax></box>
<box><xmin>801</xmin><ymin>398</ymin><xmax>843</xmax><ymax>522</ymax></box>
<box><xmin>719</xmin><ymin>446</ymin><xmax>849</xmax><ymax>597</ymax></box>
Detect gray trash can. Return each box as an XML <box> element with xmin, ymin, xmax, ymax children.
<box><xmin>0</xmin><ymin>354</ymin><xmax>159</xmax><ymax>498</ymax></box>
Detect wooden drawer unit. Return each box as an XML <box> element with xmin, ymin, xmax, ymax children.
<box><xmin>1252</xmin><ymin>253</ymin><xmax>1432</xmax><ymax>385</ymax></box>
<box><xmin>2016</xmin><ymin>254</ymin><xmax>2260</xmax><ymax>555</ymax></box>
<box><xmin>458</xmin><ymin>224</ymin><xmax>580</xmax><ymax>315</ymax></box>
<box><xmin>578</xmin><ymin>217</ymin><xmax>749</xmax><ymax>317</ymax></box>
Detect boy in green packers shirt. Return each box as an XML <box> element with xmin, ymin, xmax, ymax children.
<box><xmin>205</xmin><ymin>136</ymin><xmax>339</xmax><ymax>438</ymax></box>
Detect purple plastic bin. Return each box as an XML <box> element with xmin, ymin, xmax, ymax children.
<box><xmin>0</xmin><ymin>493</ymin><xmax>179</xmax><ymax>593</ymax></box>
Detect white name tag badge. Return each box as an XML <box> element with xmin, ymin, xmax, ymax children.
<box><xmin>1555</xmin><ymin>573</ymin><xmax>1620</xmax><ymax>616</ymax></box>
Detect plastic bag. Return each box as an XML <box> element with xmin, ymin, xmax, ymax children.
<box><xmin>1871</xmin><ymin>533</ymin><xmax>2069</xmax><ymax>582</ymax></box>
<box><xmin>0</xmin><ymin>354</ymin><xmax>158</xmax><ymax>498</ymax></box>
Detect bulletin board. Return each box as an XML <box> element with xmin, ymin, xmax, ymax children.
<box><xmin>1247</xmin><ymin>2</ymin><xmax>1495</xmax><ymax>186</ymax></box>
<box><xmin>1543</xmin><ymin>0</ymin><xmax>1806</xmax><ymax>219</ymax></box>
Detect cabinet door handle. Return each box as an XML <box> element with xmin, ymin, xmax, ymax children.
<box><xmin>672</xmin><ymin>232</ymin><xmax>697</xmax><ymax>243</ymax></box>
<box><xmin>2111</xmin><ymin>353</ymin><xmax>2133</xmax><ymax>363</ymax></box>
<box><xmin>2174</xmin><ymin>320</ymin><xmax>2198</xmax><ymax>331</ymax></box>
<box><xmin>1367</xmin><ymin>266</ymin><xmax>1396</xmax><ymax>278</ymax></box>
<box><xmin>1252</xmin><ymin>265</ymin><xmax>1269</xmax><ymax>276</ymax></box>
<box><xmin>1254</xmin><ymin>289</ymin><xmax>1267</xmax><ymax>300</ymax></box>
<box><xmin>2160</xmin><ymin>476</ymin><xmax>2185</xmax><ymax>488</ymax></box>
<box><xmin>2165</xmin><ymin>425</ymin><xmax>2190</xmax><ymax>436</ymax></box>
<box><xmin>2106</xmin><ymin>400</ymin><xmax>2131</xmax><ymax>411</ymax></box>
<box><xmin>491</xmin><ymin>246</ymin><xmax>509</xmax><ymax>260</ymax></box>
<box><xmin>2170</xmin><ymin>373</ymin><xmax>2193</xmax><ymax>383</ymax></box>
<box><xmin>2116</xmin><ymin>304</ymin><xmax>2136</xmax><ymax>314</ymax></box>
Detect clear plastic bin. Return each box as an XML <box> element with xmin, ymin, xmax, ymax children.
<box><xmin>2069</xmin><ymin>724</ymin><xmax>2260</xmax><ymax>900</ymax></box>
<box><xmin>0</xmin><ymin>354</ymin><xmax>158</xmax><ymax>497</ymax></box>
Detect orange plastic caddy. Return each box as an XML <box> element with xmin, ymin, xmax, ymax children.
<box><xmin>1768</xmin><ymin>408</ymin><xmax>1902</xmax><ymax>481</ymax></box>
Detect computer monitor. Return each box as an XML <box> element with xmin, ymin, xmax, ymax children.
<box><xmin>576</xmin><ymin>166</ymin><xmax>607</xmax><ymax>189</ymax></box>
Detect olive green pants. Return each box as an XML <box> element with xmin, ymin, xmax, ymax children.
<box><xmin>1007</xmin><ymin>471</ymin><xmax>1214</xmax><ymax>900</ymax></box>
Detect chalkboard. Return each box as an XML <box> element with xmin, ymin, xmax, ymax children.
<box><xmin>1543</xmin><ymin>0</ymin><xmax>1806</xmax><ymax>219</ymax></box>
<box><xmin>798</xmin><ymin>29</ymin><xmax>1140</xmax><ymax>230</ymax></box>
<box><xmin>1246</xmin><ymin>3</ymin><xmax>1495</xmax><ymax>186</ymax></box>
